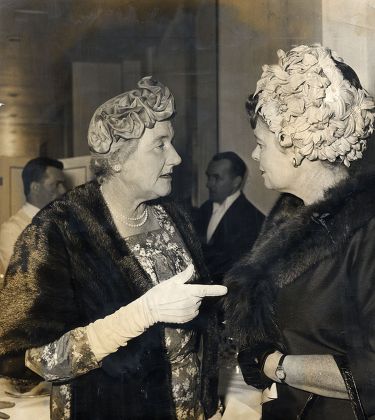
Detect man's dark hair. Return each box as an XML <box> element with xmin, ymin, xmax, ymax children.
<box><xmin>22</xmin><ymin>157</ymin><xmax>64</xmax><ymax>198</ymax></box>
<box><xmin>211</xmin><ymin>151</ymin><xmax>247</xmax><ymax>179</ymax></box>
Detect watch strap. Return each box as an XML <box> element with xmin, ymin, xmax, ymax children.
<box><xmin>259</xmin><ymin>349</ymin><xmax>277</xmax><ymax>374</ymax></box>
<box><xmin>276</xmin><ymin>354</ymin><xmax>287</xmax><ymax>383</ymax></box>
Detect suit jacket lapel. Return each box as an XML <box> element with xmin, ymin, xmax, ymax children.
<box><xmin>208</xmin><ymin>195</ymin><xmax>242</xmax><ymax>245</ymax></box>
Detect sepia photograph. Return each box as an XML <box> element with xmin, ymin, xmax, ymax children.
<box><xmin>0</xmin><ymin>1</ymin><xmax>374</xmax><ymax>419</ymax></box>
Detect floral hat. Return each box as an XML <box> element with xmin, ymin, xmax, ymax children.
<box><xmin>255</xmin><ymin>44</ymin><xmax>375</xmax><ymax>167</ymax></box>
<box><xmin>88</xmin><ymin>76</ymin><xmax>175</xmax><ymax>155</ymax></box>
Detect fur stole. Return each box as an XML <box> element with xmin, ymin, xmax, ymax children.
<box><xmin>0</xmin><ymin>182</ymin><xmax>210</xmax><ymax>354</ymax></box>
<box><xmin>224</xmin><ymin>171</ymin><xmax>375</xmax><ymax>349</ymax></box>
<box><xmin>0</xmin><ymin>181</ymin><xmax>220</xmax><ymax>417</ymax></box>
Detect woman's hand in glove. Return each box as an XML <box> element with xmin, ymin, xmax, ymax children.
<box><xmin>86</xmin><ymin>264</ymin><xmax>227</xmax><ymax>361</ymax></box>
<box><xmin>141</xmin><ymin>264</ymin><xmax>227</xmax><ymax>324</ymax></box>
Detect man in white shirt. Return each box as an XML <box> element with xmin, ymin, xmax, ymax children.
<box><xmin>195</xmin><ymin>152</ymin><xmax>264</xmax><ymax>283</ymax></box>
<box><xmin>0</xmin><ymin>157</ymin><xmax>67</xmax><ymax>276</ymax></box>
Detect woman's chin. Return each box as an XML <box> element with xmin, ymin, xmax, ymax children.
<box><xmin>263</xmin><ymin>178</ymin><xmax>274</xmax><ymax>191</ymax></box>
<box><xmin>155</xmin><ymin>186</ymin><xmax>172</xmax><ymax>198</ymax></box>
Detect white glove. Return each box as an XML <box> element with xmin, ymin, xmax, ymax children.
<box><xmin>140</xmin><ymin>264</ymin><xmax>227</xmax><ymax>324</ymax></box>
<box><xmin>86</xmin><ymin>297</ymin><xmax>151</xmax><ymax>362</ymax></box>
<box><xmin>87</xmin><ymin>264</ymin><xmax>227</xmax><ymax>361</ymax></box>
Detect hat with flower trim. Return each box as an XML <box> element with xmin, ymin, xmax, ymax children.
<box><xmin>88</xmin><ymin>76</ymin><xmax>175</xmax><ymax>155</ymax></box>
<box><xmin>255</xmin><ymin>44</ymin><xmax>375</xmax><ymax>167</ymax></box>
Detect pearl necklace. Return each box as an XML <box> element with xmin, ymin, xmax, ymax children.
<box><xmin>123</xmin><ymin>208</ymin><xmax>148</xmax><ymax>221</ymax></box>
<box><xmin>124</xmin><ymin>207</ymin><xmax>148</xmax><ymax>228</ymax></box>
<box><xmin>112</xmin><ymin>207</ymin><xmax>149</xmax><ymax>228</ymax></box>
<box><xmin>100</xmin><ymin>186</ymin><xmax>149</xmax><ymax>228</ymax></box>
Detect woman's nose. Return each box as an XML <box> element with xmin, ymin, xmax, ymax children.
<box><xmin>169</xmin><ymin>145</ymin><xmax>182</xmax><ymax>166</ymax></box>
<box><xmin>252</xmin><ymin>145</ymin><xmax>260</xmax><ymax>162</ymax></box>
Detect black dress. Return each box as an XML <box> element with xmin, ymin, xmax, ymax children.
<box><xmin>225</xmin><ymin>172</ymin><xmax>375</xmax><ymax>420</ymax></box>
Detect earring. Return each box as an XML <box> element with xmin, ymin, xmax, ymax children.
<box><xmin>114</xmin><ymin>164</ymin><xmax>121</xmax><ymax>172</ymax></box>
<box><xmin>292</xmin><ymin>158</ymin><xmax>298</xmax><ymax>168</ymax></box>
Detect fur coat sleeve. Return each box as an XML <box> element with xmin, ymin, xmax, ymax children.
<box><xmin>0</xmin><ymin>215</ymin><xmax>81</xmax><ymax>357</ymax></box>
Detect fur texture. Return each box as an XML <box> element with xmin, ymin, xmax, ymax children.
<box><xmin>224</xmin><ymin>171</ymin><xmax>375</xmax><ymax>350</ymax></box>
<box><xmin>0</xmin><ymin>181</ymin><xmax>220</xmax><ymax>419</ymax></box>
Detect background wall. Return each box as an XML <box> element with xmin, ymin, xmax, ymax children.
<box><xmin>1</xmin><ymin>0</ymin><xmax>375</xmax><ymax>215</ymax></box>
<box><xmin>68</xmin><ymin>1</ymin><xmax>219</xmax><ymax>205</ymax></box>
<box><xmin>0</xmin><ymin>1</ymin><xmax>220</xmax><ymax>209</ymax></box>
<box><xmin>216</xmin><ymin>0</ymin><xmax>375</xmax><ymax>215</ymax></box>
<box><xmin>322</xmin><ymin>0</ymin><xmax>375</xmax><ymax>96</ymax></box>
<box><xmin>322</xmin><ymin>0</ymin><xmax>375</xmax><ymax>168</ymax></box>
<box><xmin>217</xmin><ymin>0</ymin><xmax>322</xmax><ymax>214</ymax></box>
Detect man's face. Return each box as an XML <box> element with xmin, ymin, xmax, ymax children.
<box><xmin>206</xmin><ymin>159</ymin><xmax>240</xmax><ymax>204</ymax></box>
<box><xmin>37</xmin><ymin>166</ymin><xmax>67</xmax><ymax>208</ymax></box>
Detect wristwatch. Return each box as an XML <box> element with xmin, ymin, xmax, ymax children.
<box><xmin>275</xmin><ymin>354</ymin><xmax>287</xmax><ymax>383</ymax></box>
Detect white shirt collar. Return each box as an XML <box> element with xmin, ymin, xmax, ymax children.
<box><xmin>212</xmin><ymin>189</ymin><xmax>241</xmax><ymax>212</ymax></box>
<box><xmin>22</xmin><ymin>202</ymin><xmax>40</xmax><ymax>219</ymax></box>
<box><xmin>206</xmin><ymin>190</ymin><xmax>241</xmax><ymax>243</ymax></box>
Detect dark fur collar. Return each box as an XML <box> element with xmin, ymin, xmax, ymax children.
<box><xmin>224</xmin><ymin>171</ymin><xmax>375</xmax><ymax>349</ymax></box>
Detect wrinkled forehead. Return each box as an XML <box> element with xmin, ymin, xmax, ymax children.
<box><xmin>152</xmin><ymin>120</ymin><xmax>174</xmax><ymax>137</ymax></box>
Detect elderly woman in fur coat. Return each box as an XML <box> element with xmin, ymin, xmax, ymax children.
<box><xmin>224</xmin><ymin>45</ymin><xmax>375</xmax><ymax>420</ymax></box>
<box><xmin>0</xmin><ymin>77</ymin><xmax>227</xmax><ymax>420</ymax></box>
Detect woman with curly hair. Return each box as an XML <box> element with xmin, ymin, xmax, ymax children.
<box><xmin>0</xmin><ymin>77</ymin><xmax>226</xmax><ymax>420</ymax></box>
<box><xmin>224</xmin><ymin>45</ymin><xmax>375</xmax><ymax>419</ymax></box>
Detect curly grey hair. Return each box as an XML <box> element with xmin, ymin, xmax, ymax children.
<box><xmin>254</xmin><ymin>44</ymin><xmax>375</xmax><ymax>167</ymax></box>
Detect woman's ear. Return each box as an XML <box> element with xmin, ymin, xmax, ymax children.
<box><xmin>108</xmin><ymin>149</ymin><xmax>123</xmax><ymax>173</ymax></box>
<box><xmin>278</xmin><ymin>133</ymin><xmax>293</xmax><ymax>148</ymax></box>
<box><xmin>290</xmin><ymin>150</ymin><xmax>304</xmax><ymax>168</ymax></box>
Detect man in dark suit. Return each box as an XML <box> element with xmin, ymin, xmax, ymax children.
<box><xmin>194</xmin><ymin>152</ymin><xmax>265</xmax><ymax>406</ymax></box>
<box><xmin>195</xmin><ymin>151</ymin><xmax>264</xmax><ymax>283</ymax></box>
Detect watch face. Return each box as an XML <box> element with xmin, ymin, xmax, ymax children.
<box><xmin>276</xmin><ymin>367</ymin><xmax>286</xmax><ymax>380</ymax></box>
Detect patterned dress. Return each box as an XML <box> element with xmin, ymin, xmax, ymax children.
<box><xmin>26</xmin><ymin>205</ymin><xmax>205</xmax><ymax>420</ymax></box>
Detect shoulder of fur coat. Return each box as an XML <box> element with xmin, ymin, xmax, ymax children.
<box><xmin>223</xmin><ymin>170</ymin><xmax>375</xmax><ymax>349</ymax></box>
